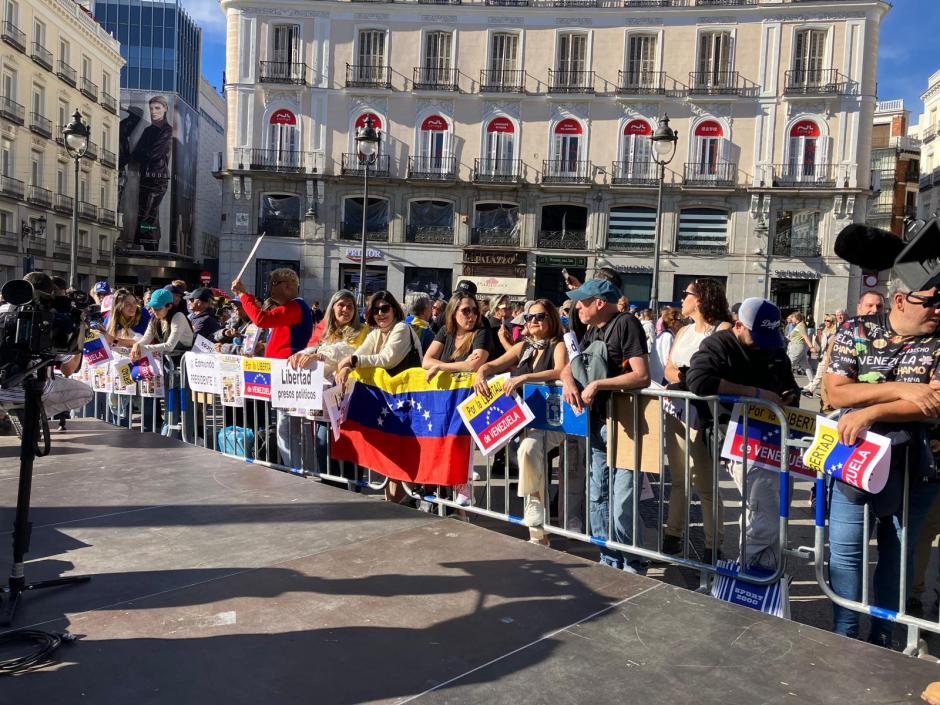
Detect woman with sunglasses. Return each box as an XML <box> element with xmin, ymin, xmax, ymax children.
<box><xmin>487</xmin><ymin>294</ymin><xmax>515</xmax><ymax>353</ymax></box>
<box><xmin>662</xmin><ymin>277</ymin><xmax>731</xmax><ymax>558</ymax></box>
<box><xmin>473</xmin><ymin>299</ymin><xmax>568</xmax><ymax>544</ymax></box>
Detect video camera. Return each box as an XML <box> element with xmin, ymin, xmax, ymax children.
<box><xmin>835</xmin><ymin>218</ymin><xmax>940</xmax><ymax>292</ymax></box>
<box><xmin>0</xmin><ymin>278</ymin><xmax>98</xmax><ymax>387</ymax></box>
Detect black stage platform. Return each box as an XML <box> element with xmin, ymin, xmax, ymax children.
<box><xmin>0</xmin><ymin>420</ymin><xmax>936</xmax><ymax>704</ymax></box>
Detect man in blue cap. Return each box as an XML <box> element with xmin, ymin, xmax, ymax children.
<box><xmin>561</xmin><ymin>278</ymin><xmax>651</xmax><ymax>573</ymax></box>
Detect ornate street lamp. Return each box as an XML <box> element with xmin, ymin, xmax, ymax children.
<box><xmin>649</xmin><ymin>114</ymin><xmax>678</xmax><ymax>314</ymax></box>
<box><xmin>63</xmin><ymin>110</ymin><xmax>90</xmax><ymax>290</ymax></box>
<box><xmin>354</xmin><ymin>115</ymin><xmax>381</xmax><ymax>309</ymax></box>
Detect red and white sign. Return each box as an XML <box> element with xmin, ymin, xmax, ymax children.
<box><xmin>695</xmin><ymin>120</ymin><xmax>723</xmax><ymax>137</ymax></box>
<box><xmin>554</xmin><ymin>118</ymin><xmax>582</xmax><ymax>135</ymax></box>
<box><xmin>790</xmin><ymin>119</ymin><xmax>821</xmax><ymax>138</ymax></box>
<box><xmin>487</xmin><ymin>117</ymin><xmax>514</xmax><ymax>134</ymax></box>
<box><xmin>421</xmin><ymin>115</ymin><xmax>448</xmax><ymax>131</ymax></box>
<box><xmin>270</xmin><ymin>109</ymin><xmax>296</xmax><ymax>125</ymax></box>
<box><xmin>623</xmin><ymin>119</ymin><xmax>652</xmax><ymax>136</ymax></box>
<box><xmin>458</xmin><ymin>373</ymin><xmax>535</xmax><ymax>456</ymax></box>
<box><xmin>355</xmin><ymin>113</ymin><xmax>383</xmax><ymax>130</ymax></box>
<box><xmin>199</xmin><ymin>270</ymin><xmax>212</xmax><ymax>285</ymax></box>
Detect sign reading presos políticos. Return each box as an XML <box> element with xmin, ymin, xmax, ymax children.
<box><xmin>269</xmin><ymin>359</ymin><xmax>324</xmax><ymax>411</ymax></box>
<box><xmin>457</xmin><ymin>373</ymin><xmax>534</xmax><ymax>456</ymax></box>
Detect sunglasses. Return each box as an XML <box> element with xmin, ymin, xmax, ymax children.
<box><xmin>372</xmin><ymin>304</ymin><xmax>392</xmax><ymax>314</ymax></box>
<box><xmin>905</xmin><ymin>292</ymin><xmax>940</xmax><ymax>309</ymax></box>
<box><xmin>680</xmin><ymin>290</ymin><xmax>697</xmax><ymax>300</ymax></box>
<box><xmin>524</xmin><ymin>312</ymin><xmax>548</xmax><ymax>323</ymax></box>
<box><xmin>457</xmin><ymin>307</ymin><xmax>478</xmax><ymax>316</ymax></box>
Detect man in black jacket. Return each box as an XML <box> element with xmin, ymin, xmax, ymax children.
<box><xmin>686</xmin><ymin>297</ymin><xmax>798</xmax><ymax>571</ymax></box>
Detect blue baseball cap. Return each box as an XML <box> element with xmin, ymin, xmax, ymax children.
<box><xmin>147</xmin><ymin>289</ymin><xmax>174</xmax><ymax>309</ymax></box>
<box><xmin>95</xmin><ymin>280</ymin><xmax>111</xmax><ymax>294</ymax></box>
<box><xmin>738</xmin><ymin>298</ymin><xmax>785</xmax><ymax>350</ymax></box>
<box><xmin>566</xmin><ymin>279</ymin><xmax>622</xmax><ymax>304</ymax></box>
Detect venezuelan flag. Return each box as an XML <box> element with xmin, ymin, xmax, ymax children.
<box><xmin>331</xmin><ymin>368</ymin><xmax>475</xmax><ymax>485</ymax></box>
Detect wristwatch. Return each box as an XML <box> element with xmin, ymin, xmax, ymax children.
<box><xmin>350</xmin><ymin>355</ymin><xmax>358</xmax><ymax>369</ymax></box>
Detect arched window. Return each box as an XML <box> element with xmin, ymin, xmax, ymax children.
<box><xmin>354</xmin><ymin>112</ymin><xmax>384</xmax><ymax>154</ymax></box>
<box><xmin>417</xmin><ymin>114</ymin><xmax>451</xmax><ymax>173</ymax></box>
<box><xmin>617</xmin><ymin>119</ymin><xmax>653</xmax><ymax>182</ymax></box>
<box><xmin>550</xmin><ymin>118</ymin><xmax>584</xmax><ymax>178</ymax></box>
<box><xmin>482</xmin><ymin>116</ymin><xmax>516</xmax><ymax>177</ymax></box>
<box><xmin>691</xmin><ymin>119</ymin><xmax>724</xmax><ymax>177</ymax></box>
<box><xmin>268</xmin><ymin>109</ymin><xmax>299</xmax><ymax>169</ymax></box>
<box><xmin>787</xmin><ymin>119</ymin><xmax>822</xmax><ymax>180</ymax></box>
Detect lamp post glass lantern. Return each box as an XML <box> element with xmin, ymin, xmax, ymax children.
<box><xmin>355</xmin><ymin>116</ymin><xmax>381</xmax><ymax>308</ymax></box>
<box><xmin>63</xmin><ymin>110</ymin><xmax>90</xmax><ymax>290</ymax></box>
<box><xmin>649</xmin><ymin>114</ymin><xmax>678</xmax><ymax>315</ymax></box>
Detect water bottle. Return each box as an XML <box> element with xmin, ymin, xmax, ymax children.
<box><xmin>546</xmin><ymin>388</ymin><xmax>562</xmax><ymax>427</ymax></box>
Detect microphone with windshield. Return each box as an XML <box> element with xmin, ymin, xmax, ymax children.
<box><xmin>834</xmin><ymin>219</ymin><xmax>940</xmax><ymax>291</ymax></box>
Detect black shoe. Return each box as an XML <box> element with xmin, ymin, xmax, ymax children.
<box><xmin>661</xmin><ymin>535</ymin><xmax>682</xmax><ymax>555</ymax></box>
<box><xmin>701</xmin><ymin>547</ymin><xmax>725</xmax><ymax>564</ymax></box>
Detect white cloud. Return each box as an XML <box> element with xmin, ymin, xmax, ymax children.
<box><xmin>180</xmin><ymin>0</ymin><xmax>225</xmax><ymax>34</ymax></box>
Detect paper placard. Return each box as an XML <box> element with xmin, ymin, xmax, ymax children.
<box><xmin>270</xmin><ymin>359</ymin><xmax>324</xmax><ymax>410</ymax></box>
<box><xmin>192</xmin><ymin>335</ymin><xmax>216</xmax><ymax>354</ymax></box>
<box><xmin>721</xmin><ymin>402</ymin><xmax>817</xmax><ymax>479</ymax></box>
<box><xmin>563</xmin><ymin>331</ymin><xmax>581</xmax><ymax>361</ymax></box>
<box><xmin>323</xmin><ymin>381</ymin><xmax>356</xmax><ymax>441</ymax></box>
<box><xmin>83</xmin><ymin>329</ymin><xmax>112</xmax><ymax>367</ymax></box>
<box><xmin>242</xmin><ymin>324</ymin><xmax>261</xmax><ymax>356</ymax></box>
<box><xmin>218</xmin><ymin>354</ymin><xmax>244</xmax><ymax>407</ymax></box>
<box><xmin>139</xmin><ymin>375</ymin><xmax>165</xmax><ymax>398</ymax></box>
<box><xmin>242</xmin><ymin>357</ymin><xmax>272</xmax><ymax>400</ymax></box>
<box><xmin>185</xmin><ymin>352</ymin><xmax>221</xmax><ymax>394</ymax></box>
<box><xmin>457</xmin><ymin>373</ymin><xmax>534</xmax><ymax>456</ymax></box>
<box><xmin>91</xmin><ymin>363</ymin><xmax>113</xmax><ymax>392</ymax></box>
<box><xmin>111</xmin><ymin>358</ymin><xmax>137</xmax><ymax>396</ymax></box>
<box><xmin>802</xmin><ymin>416</ymin><xmax>891</xmax><ymax>494</ymax></box>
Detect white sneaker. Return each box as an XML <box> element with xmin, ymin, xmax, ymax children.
<box><xmin>471</xmin><ymin>470</ymin><xmax>481</xmax><ymax>482</ymax></box>
<box><xmin>523</xmin><ymin>496</ymin><xmax>544</xmax><ymax>527</ymax></box>
<box><xmin>455</xmin><ymin>483</ymin><xmax>472</xmax><ymax>507</ymax></box>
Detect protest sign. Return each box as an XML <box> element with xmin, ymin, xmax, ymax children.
<box><xmin>185</xmin><ymin>352</ymin><xmax>221</xmax><ymax>394</ymax></box>
<box><xmin>802</xmin><ymin>416</ymin><xmax>891</xmax><ymax>494</ymax></box>
<box><xmin>323</xmin><ymin>381</ymin><xmax>356</xmax><ymax>441</ymax></box>
<box><xmin>218</xmin><ymin>354</ymin><xmax>244</xmax><ymax>407</ymax></box>
<box><xmin>138</xmin><ymin>375</ymin><xmax>165</xmax><ymax>398</ymax></box>
<box><xmin>270</xmin><ymin>359</ymin><xmax>324</xmax><ymax>410</ymax></box>
<box><xmin>91</xmin><ymin>363</ymin><xmax>112</xmax><ymax>392</ymax></box>
<box><xmin>721</xmin><ymin>402</ymin><xmax>817</xmax><ymax>479</ymax></box>
<box><xmin>242</xmin><ymin>324</ymin><xmax>262</xmax><ymax>356</ymax></box>
<box><xmin>131</xmin><ymin>352</ymin><xmax>159</xmax><ymax>381</ymax></box>
<box><xmin>192</xmin><ymin>335</ymin><xmax>216</xmax><ymax>354</ymax></box>
<box><xmin>83</xmin><ymin>329</ymin><xmax>112</xmax><ymax>367</ymax></box>
<box><xmin>242</xmin><ymin>357</ymin><xmax>272</xmax><ymax>400</ymax></box>
<box><xmin>523</xmin><ymin>383</ymin><xmax>587</xmax><ymax>437</ymax></box>
<box><xmin>458</xmin><ymin>373</ymin><xmax>534</xmax><ymax>456</ymax></box>
<box><xmin>111</xmin><ymin>358</ymin><xmax>137</xmax><ymax>396</ymax></box>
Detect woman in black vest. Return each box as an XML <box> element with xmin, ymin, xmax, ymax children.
<box><xmin>473</xmin><ymin>299</ymin><xmax>568</xmax><ymax>544</ymax></box>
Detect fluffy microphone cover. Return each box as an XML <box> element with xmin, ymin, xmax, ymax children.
<box><xmin>833</xmin><ymin>223</ymin><xmax>905</xmax><ymax>271</ymax></box>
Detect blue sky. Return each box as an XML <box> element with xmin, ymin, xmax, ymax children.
<box><xmin>189</xmin><ymin>0</ymin><xmax>939</xmax><ymax>121</ymax></box>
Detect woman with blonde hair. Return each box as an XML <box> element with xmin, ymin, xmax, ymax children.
<box><xmin>101</xmin><ymin>288</ymin><xmax>151</xmax><ymax>348</ymax></box>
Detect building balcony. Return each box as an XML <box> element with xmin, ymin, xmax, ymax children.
<box><xmin>78</xmin><ymin>201</ymin><xmax>97</xmax><ymax>220</ymax></box>
<box><xmin>78</xmin><ymin>245</ymin><xmax>92</xmax><ymax>261</ymax></box>
<box><xmin>26</xmin><ymin>185</ymin><xmax>52</xmax><ymax>207</ymax></box>
<box><xmin>612</xmin><ymin>161</ymin><xmax>658</xmax><ymax>186</ymax></box>
<box><xmin>407</xmin><ymin>155</ymin><xmax>457</xmax><ymax>180</ymax></box>
<box><xmin>0</xmin><ymin>96</ymin><xmax>24</xmax><ymax>125</ymax></box>
<box><xmin>417</xmin><ymin>0</ymin><xmax>461</xmax><ymax>4</ymax></box>
<box><xmin>473</xmin><ymin>158</ymin><xmax>522</xmax><ymax>184</ymax></box>
<box><xmin>57</xmin><ymin>60</ymin><xmax>76</xmax><ymax>86</ymax></box>
<box><xmin>0</xmin><ymin>175</ymin><xmax>23</xmax><ymax>199</ymax></box>
<box><xmin>694</xmin><ymin>0</ymin><xmax>757</xmax><ymax>5</ymax></box>
<box><xmin>99</xmin><ymin>208</ymin><xmax>116</xmax><ymax>225</ymax></box>
<box><xmin>233</xmin><ymin>148</ymin><xmax>317</xmax><ymax>174</ymax></box>
<box><xmin>772</xmin><ymin>163</ymin><xmax>837</xmax><ymax>188</ymax></box>
<box><xmin>30</xmin><ymin>41</ymin><xmax>52</xmax><ymax>71</ymax></box>
<box><xmin>54</xmin><ymin>193</ymin><xmax>73</xmax><ymax>213</ymax></box>
<box><xmin>538</xmin><ymin>230</ymin><xmax>586</xmax><ymax>250</ymax></box>
<box><xmin>784</xmin><ymin>69</ymin><xmax>853</xmax><ymax>96</ymax></box>
<box><xmin>27</xmin><ymin>236</ymin><xmax>45</xmax><ymax>255</ymax></box>
<box><xmin>1</xmin><ymin>21</ymin><xmax>25</xmax><ymax>53</ymax></box>
<box><xmin>676</xmin><ymin>240</ymin><xmax>728</xmax><ymax>255</ymax></box>
<box><xmin>406</xmin><ymin>225</ymin><xmax>454</xmax><ymax>244</ymax></box>
<box><xmin>772</xmin><ymin>235</ymin><xmax>822</xmax><ymax>258</ymax></box>
<box><xmin>101</xmin><ymin>148</ymin><xmax>117</xmax><ymax>169</ymax></box>
<box><xmin>924</xmin><ymin>124</ymin><xmax>937</xmax><ymax>144</ymax></box>
<box><xmin>542</xmin><ymin>159</ymin><xmax>592</xmax><ymax>185</ymax></box>
<box><xmin>548</xmin><ymin>69</ymin><xmax>595</xmax><ymax>94</ymax></box>
<box><xmin>345</xmin><ymin>64</ymin><xmax>391</xmax><ymax>89</ymax></box>
<box><xmin>607</xmin><ymin>236</ymin><xmax>654</xmax><ymax>253</ymax></box>
<box><xmin>413</xmin><ymin>67</ymin><xmax>459</xmax><ymax>91</ymax></box>
<box><xmin>484</xmin><ymin>0</ymin><xmax>529</xmax><ymax>5</ymax></box>
<box><xmin>80</xmin><ymin>77</ymin><xmax>98</xmax><ymax>101</ymax></box>
<box><xmin>617</xmin><ymin>70</ymin><xmax>667</xmax><ymax>95</ymax></box>
<box><xmin>341</xmin><ymin>152</ymin><xmax>391</xmax><ymax>177</ymax></box>
<box><xmin>85</xmin><ymin>140</ymin><xmax>98</xmax><ymax>160</ymax></box>
<box><xmin>339</xmin><ymin>224</ymin><xmax>388</xmax><ymax>242</ymax></box>
<box><xmin>259</xmin><ymin>216</ymin><xmax>301</xmax><ymax>238</ymax></box>
<box><xmin>29</xmin><ymin>112</ymin><xmax>52</xmax><ymax>138</ymax></box>
<box><xmin>682</xmin><ymin>161</ymin><xmax>737</xmax><ymax>187</ymax></box>
<box><xmin>688</xmin><ymin>71</ymin><xmax>744</xmax><ymax>96</ymax></box>
<box><xmin>470</xmin><ymin>227</ymin><xmax>518</xmax><ymax>247</ymax></box>
<box><xmin>101</xmin><ymin>91</ymin><xmax>117</xmax><ymax>114</ymax></box>
<box><xmin>0</xmin><ymin>229</ymin><xmax>16</xmax><ymax>249</ymax></box>
<box><xmin>623</xmin><ymin>0</ymin><xmax>680</xmax><ymax>5</ymax></box>
<box><xmin>553</xmin><ymin>0</ymin><xmax>596</xmax><ymax>6</ymax></box>
<box><xmin>479</xmin><ymin>69</ymin><xmax>525</xmax><ymax>93</ymax></box>
<box><xmin>259</xmin><ymin>61</ymin><xmax>307</xmax><ymax>85</ymax></box>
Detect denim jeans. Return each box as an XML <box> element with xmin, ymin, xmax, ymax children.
<box><xmin>589</xmin><ymin>423</ymin><xmax>646</xmax><ymax>573</ymax></box>
<box><xmin>828</xmin><ymin>476</ymin><xmax>940</xmax><ymax>642</ymax></box>
<box><xmin>277</xmin><ymin>410</ymin><xmax>303</xmax><ymax>470</ymax></box>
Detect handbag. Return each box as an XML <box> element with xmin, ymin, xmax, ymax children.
<box><xmin>386</xmin><ymin>326</ymin><xmax>423</xmax><ymax>377</ymax></box>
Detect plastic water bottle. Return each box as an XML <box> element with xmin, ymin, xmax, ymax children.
<box><xmin>546</xmin><ymin>388</ymin><xmax>562</xmax><ymax>427</ymax></box>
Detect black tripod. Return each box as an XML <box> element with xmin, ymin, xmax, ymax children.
<box><xmin>2</xmin><ymin>365</ymin><xmax>90</xmax><ymax>625</ymax></box>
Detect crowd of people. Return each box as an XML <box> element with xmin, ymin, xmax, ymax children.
<box><xmin>11</xmin><ymin>264</ymin><xmax>940</xmax><ymax>651</ymax></box>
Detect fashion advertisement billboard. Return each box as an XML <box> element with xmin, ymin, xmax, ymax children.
<box><xmin>171</xmin><ymin>95</ymin><xmax>198</xmax><ymax>257</ymax></box>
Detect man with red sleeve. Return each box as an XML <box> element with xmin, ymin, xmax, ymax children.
<box><xmin>232</xmin><ymin>268</ymin><xmax>313</xmax><ymax>469</ymax></box>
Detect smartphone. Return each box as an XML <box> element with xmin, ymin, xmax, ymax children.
<box><xmin>561</xmin><ymin>267</ymin><xmax>569</xmax><ymax>283</ymax></box>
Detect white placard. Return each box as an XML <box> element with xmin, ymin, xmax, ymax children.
<box><xmin>192</xmin><ymin>335</ymin><xmax>216</xmax><ymax>354</ymax></box>
<box><xmin>111</xmin><ymin>358</ymin><xmax>137</xmax><ymax>396</ymax></box>
<box><xmin>323</xmin><ymin>381</ymin><xmax>356</xmax><ymax>441</ymax></box>
<box><xmin>563</xmin><ymin>331</ymin><xmax>581</xmax><ymax>360</ymax></box>
<box><xmin>270</xmin><ymin>359</ymin><xmax>324</xmax><ymax>410</ymax></box>
<box><xmin>218</xmin><ymin>354</ymin><xmax>244</xmax><ymax>407</ymax></box>
<box><xmin>185</xmin><ymin>352</ymin><xmax>221</xmax><ymax>394</ymax></box>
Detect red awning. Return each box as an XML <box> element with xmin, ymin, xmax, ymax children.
<box><xmin>487</xmin><ymin>117</ymin><xmax>515</xmax><ymax>134</ymax></box>
<box><xmin>270</xmin><ymin>109</ymin><xmax>296</xmax><ymax>125</ymax></box>
<box><xmin>554</xmin><ymin>118</ymin><xmax>582</xmax><ymax>135</ymax></box>
<box><xmin>694</xmin><ymin>120</ymin><xmax>723</xmax><ymax>137</ymax></box>
<box><xmin>623</xmin><ymin>119</ymin><xmax>651</xmax><ymax>136</ymax></box>
<box><xmin>421</xmin><ymin>115</ymin><xmax>449</xmax><ymax>131</ymax></box>
<box><xmin>790</xmin><ymin>120</ymin><xmax>821</xmax><ymax>138</ymax></box>
<box><xmin>355</xmin><ymin>112</ymin><xmax>383</xmax><ymax>130</ymax></box>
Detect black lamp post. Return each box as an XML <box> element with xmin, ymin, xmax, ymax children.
<box><xmin>63</xmin><ymin>110</ymin><xmax>90</xmax><ymax>290</ymax></box>
<box><xmin>354</xmin><ymin>115</ymin><xmax>380</xmax><ymax>309</ymax></box>
<box><xmin>649</xmin><ymin>114</ymin><xmax>678</xmax><ymax>314</ymax></box>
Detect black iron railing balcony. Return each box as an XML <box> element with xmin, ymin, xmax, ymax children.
<box><xmin>479</xmin><ymin>69</ymin><xmax>525</xmax><ymax>93</ymax></box>
<box><xmin>102</xmin><ymin>91</ymin><xmax>117</xmax><ymax>114</ymax></box>
<box><xmin>607</xmin><ymin>234</ymin><xmax>654</xmax><ymax>252</ymax></box>
<box><xmin>54</xmin><ymin>193</ymin><xmax>73</xmax><ymax>213</ymax></box>
<box><xmin>683</xmin><ymin>161</ymin><xmax>737</xmax><ymax>186</ymax></box>
<box><xmin>548</xmin><ymin>69</ymin><xmax>595</xmax><ymax>93</ymax></box>
<box><xmin>784</xmin><ymin>69</ymin><xmax>852</xmax><ymax>95</ymax></box>
<box><xmin>617</xmin><ymin>70</ymin><xmax>666</xmax><ymax>94</ymax></box>
<box><xmin>675</xmin><ymin>240</ymin><xmax>728</xmax><ymax>255</ymax></box>
<box><xmin>234</xmin><ymin>148</ymin><xmax>309</xmax><ymax>173</ymax></box>
<box><xmin>417</xmin><ymin>0</ymin><xmax>461</xmax><ymax>4</ymax></box>
<box><xmin>406</xmin><ymin>225</ymin><xmax>454</xmax><ymax>244</ymax></box>
<box><xmin>78</xmin><ymin>201</ymin><xmax>97</xmax><ymax>220</ymax></box>
<box><xmin>413</xmin><ymin>67</ymin><xmax>460</xmax><ymax>91</ymax></box>
<box><xmin>624</xmin><ymin>0</ymin><xmax>677</xmax><ymax>5</ymax></box>
<box><xmin>81</xmin><ymin>77</ymin><xmax>98</xmax><ymax>101</ymax></box>
<box><xmin>485</xmin><ymin>0</ymin><xmax>529</xmax><ymax>5</ymax></box>
<box><xmin>772</xmin><ymin>162</ymin><xmax>836</xmax><ymax>187</ymax></box>
<box><xmin>100</xmin><ymin>208</ymin><xmax>116</xmax><ymax>225</ymax></box>
<box><xmin>473</xmin><ymin>158</ymin><xmax>522</xmax><ymax>183</ymax></box>
<box><xmin>29</xmin><ymin>112</ymin><xmax>51</xmax><ymax>138</ymax></box>
<box><xmin>773</xmin><ymin>231</ymin><xmax>821</xmax><ymax>258</ymax></box>
<box><xmin>85</xmin><ymin>140</ymin><xmax>98</xmax><ymax>160</ymax></box>
<box><xmin>57</xmin><ymin>60</ymin><xmax>76</xmax><ymax>86</ymax></box>
<box><xmin>26</xmin><ymin>185</ymin><xmax>51</xmax><ymax>207</ymax></box>
<box><xmin>470</xmin><ymin>227</ymin><xmax>518</xmax><ymax>247</ymax></box>
<box><xmin>924</xmin><ymin>125</ymin><xmax>938</xmax><ymax>143</ymax></box>
<box><xmin>553</xmin><ymin>0</ymin><xmax>596</xmax><ymax>6</ymax></box>
<box><xmin>259</xmin><ymin>61</ymin><xmax>307</xmax><ymax>85</ymax></box>
<box><xmin>101</xmin><ymin>148</ymin><xmax>117</xmax><ymax>168</ymax></box>
<box><xmin>408</xmin><ymin>155</ymin><xmax>457</xmax><ymax>180</ymax></box>
<box><xmin>339</xmin><ymin>224</ymin><xmax>389</xmax><ymax>242</ymax></box>
<box><xmin>611</xmin><ymin>161</ymin><xmax>658</xmax><ymax>186</ymax></box>
<box><xmin>30</xmin><ymin>41</ymin><xmax>52</xmax><ymax>70</ymax></box>
<box><xmin>542</xmin><ymin>159</ymin><xmax>592</xmax><ymax>184</ymax></box>
<box><xmin>345</xmin><ymin>64</ymin><xmax>391</xmax><ymax>89</ymax></box>
<box><xmin>341</xmin><ymin>153</ymin><xmax>391</xmax><ymax>177</ymax></box>
<box><xmin>259</xmin><ymin>216</ymin><xmax>301</xmax><ymax>238</ymax></box>
<box><xmin>0</xmin><ymin>175</ymin><xmax>23</xmax><ymax>199</ymax></box>
<box><xmin>538</xmin><ymin>231</ymin><xmax>586</xmax><ymax>250</ymax></box>
<box><xmin>689</xmin><ymin>70</ymin><xmax>742</xmax><ymax>95</ymax></box>
<box><xmin>1</xmin><ymin>21</ymin><xmax>25</xmax><ymax>52</ymax></box>
<box><xmin>695</xmin><ymin>0</ymin><xmax>757</xmax><ymax>5</ymax></box>
<box><xmin>0</xmin><ymin>96</ymin><xmax>24</xmax><ymax>125</ymax></box>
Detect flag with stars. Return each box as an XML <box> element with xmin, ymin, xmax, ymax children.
<box><xmin>802</xmin><ymin>416</ymin><xmax>891</xmax><ymax>493</ymax></box>
<box><xmin>720</xmin><ymin>402</ymin><xmax>817</xmax><ymax>479</ymax></box>
<box><xmin>330</xmin><ymin>367</ymin><xmax>476</xmax><ymax>485</ymax></box>
<box><xmin>457</xmin><ymin>373</ymin><xmax>534</xmax><ymax>456</ymax></box>
<box><xmin>242</xmin><ymin>357</ymin><xmax>272</xmax><ymax>401</ymax></box>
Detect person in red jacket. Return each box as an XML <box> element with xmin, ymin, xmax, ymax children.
<box><xmin>232</xmin><ymin>269</ymin><xmax>313</xmax><ymax>469</ymax></box>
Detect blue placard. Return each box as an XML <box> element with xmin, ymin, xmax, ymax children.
<box><xmin>523</xmin><ymin>384</ymin><xmax>588</xmax><ymax>437</ymax></box>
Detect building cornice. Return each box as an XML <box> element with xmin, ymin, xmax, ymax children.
<box><xmin>47</xmin><ymin>0</ymin><xmax>122</xmax><ymax>61</ymax></box>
